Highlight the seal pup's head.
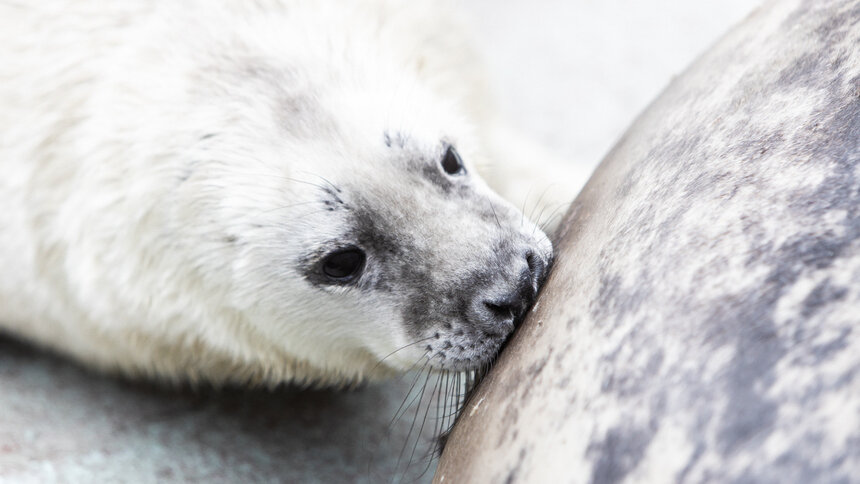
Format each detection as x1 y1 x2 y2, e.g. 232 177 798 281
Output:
292 134 553 376
179 70 552 384
150 4 553 385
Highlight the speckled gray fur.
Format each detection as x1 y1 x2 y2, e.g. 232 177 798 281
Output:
436 0 860 482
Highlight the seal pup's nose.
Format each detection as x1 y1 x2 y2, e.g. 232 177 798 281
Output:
473 250 548 336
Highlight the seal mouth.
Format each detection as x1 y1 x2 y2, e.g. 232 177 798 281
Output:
395 229 555 466
427 250 553 374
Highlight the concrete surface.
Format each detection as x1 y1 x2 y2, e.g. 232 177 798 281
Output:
0 1 760 482
0 337 444 483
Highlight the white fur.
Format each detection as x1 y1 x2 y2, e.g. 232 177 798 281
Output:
0 0 573 386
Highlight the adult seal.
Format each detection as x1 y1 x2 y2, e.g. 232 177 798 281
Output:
0 1 578 386
437 0 860 482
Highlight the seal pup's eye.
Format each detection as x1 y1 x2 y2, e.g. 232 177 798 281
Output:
321 247 366 282
441 146 465 175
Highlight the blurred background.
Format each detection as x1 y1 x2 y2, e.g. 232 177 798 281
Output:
464 0 762 174
0 1 761 482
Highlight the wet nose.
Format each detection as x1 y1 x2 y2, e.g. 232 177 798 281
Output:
474 250 548 335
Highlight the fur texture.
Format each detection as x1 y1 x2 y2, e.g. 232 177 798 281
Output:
0 1 579 386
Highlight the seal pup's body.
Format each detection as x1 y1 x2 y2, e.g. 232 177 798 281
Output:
0 1 572 386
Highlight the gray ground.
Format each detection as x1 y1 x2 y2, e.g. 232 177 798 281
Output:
0 1 760 483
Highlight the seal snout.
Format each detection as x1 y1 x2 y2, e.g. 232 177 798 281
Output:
473 249 548 336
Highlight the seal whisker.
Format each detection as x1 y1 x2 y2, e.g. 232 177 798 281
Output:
430 371 453 457
388 355 433 429
227 170 333 192
247 200 320 218
296 170 341 194
291 209 335 221
395 366 434 477
520 186 533 228
438 370 452 426
432 371 464 454
370 336 435 375
536 200 573 235
489 203 502 230
412 371 453 480
404 370 443 478
386 352 434 388
527 185 552 225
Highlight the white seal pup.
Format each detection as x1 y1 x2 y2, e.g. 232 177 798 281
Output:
0 1 564 386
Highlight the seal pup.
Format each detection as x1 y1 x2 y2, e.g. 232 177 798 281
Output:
0 1 562 386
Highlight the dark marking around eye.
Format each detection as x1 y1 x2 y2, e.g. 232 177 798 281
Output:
418 146 474 194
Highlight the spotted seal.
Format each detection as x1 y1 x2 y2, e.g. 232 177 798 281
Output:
437 0 860 481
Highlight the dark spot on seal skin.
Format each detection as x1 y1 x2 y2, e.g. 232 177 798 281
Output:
711 302 782 454
707 67 859 455
769 445 857 484
556 375 571 389
810 2 860 43
591 269 651 325
526 354 549 379
676 443 707 483
502 448 528 484
801 278 849 318
776 52 825 88
777 3 860 89
588 424 656 484
806 328 851 366
600 350 665 398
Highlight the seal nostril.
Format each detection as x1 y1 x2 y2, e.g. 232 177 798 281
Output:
526 250 538 273
484 301 515 321
481 300 518 336
524 249 546 288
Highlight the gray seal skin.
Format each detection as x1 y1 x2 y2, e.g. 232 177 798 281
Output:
435 0 860 482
